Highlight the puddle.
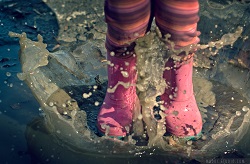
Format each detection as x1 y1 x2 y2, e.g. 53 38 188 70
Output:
0 44 40 164
2 0 250 163
6 28 250 163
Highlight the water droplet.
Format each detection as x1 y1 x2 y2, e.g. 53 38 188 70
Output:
165 67 171 70
172 110 179 116
138 114 143 120
6 72 11 77
169 95 173 99
48 102 54 109
125 126 130 133
236 111 241 116
186 140 192 145
83 92 92 98
134 33 139 37
94 101 100 106
67 100 71 105
201 135 207 140
121 71 129 78
242 106 249 112
110 51 115 56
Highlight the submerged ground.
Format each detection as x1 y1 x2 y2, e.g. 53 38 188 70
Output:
1 0 250 163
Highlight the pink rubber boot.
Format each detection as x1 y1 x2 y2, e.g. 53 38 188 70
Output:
97 52 140 137
161 57 202 138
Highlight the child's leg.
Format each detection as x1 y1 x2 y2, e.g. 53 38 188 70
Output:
105 0 151 56
155 0 200 49
97 0 151 137
155 0 202 138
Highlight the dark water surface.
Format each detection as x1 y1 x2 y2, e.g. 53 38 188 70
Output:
0 44 40 164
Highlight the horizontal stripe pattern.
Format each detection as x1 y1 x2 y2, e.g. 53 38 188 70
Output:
105 0 151 55
155 0 200 48
104 0 200 55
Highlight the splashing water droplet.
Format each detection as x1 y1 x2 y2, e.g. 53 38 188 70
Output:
138 114 143 120
186 140 192 145
236 111 241 116
6 72 11 77
110 51 115 56
48 102 54 107
125 126 130 133
83 92 92 98
169 95 173 99
9 83 13 87
242 106 249 112
121 71 129 78
94 101 100 106
201 135 207 140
